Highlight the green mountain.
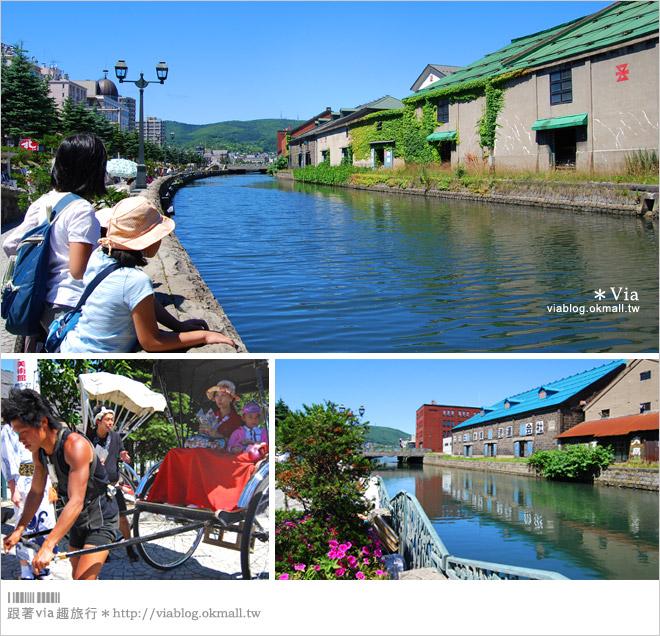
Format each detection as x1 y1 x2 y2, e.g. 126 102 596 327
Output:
366 426 412 447
165 118 302 153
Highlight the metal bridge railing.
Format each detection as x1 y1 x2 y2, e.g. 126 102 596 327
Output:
374 475 567 580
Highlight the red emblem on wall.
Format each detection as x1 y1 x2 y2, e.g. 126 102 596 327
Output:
616 64 630 82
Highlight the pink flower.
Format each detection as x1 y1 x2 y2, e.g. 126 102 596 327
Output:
328 540 339 548
362 546 370 556
347 556 357 567
314 565 321 572
374 549 382 558
376 569 387 576
336 567 347 577
363 558 370 565
278 574 289 580
294 563 306 571
356 571 366 580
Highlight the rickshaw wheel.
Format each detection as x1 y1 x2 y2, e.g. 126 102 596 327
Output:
132 473 205 570
240 486 269 580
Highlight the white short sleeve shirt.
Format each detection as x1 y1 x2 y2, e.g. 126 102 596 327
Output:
2 190 101 307
60 249 154 353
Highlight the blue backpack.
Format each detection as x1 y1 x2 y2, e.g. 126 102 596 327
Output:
1 193 81 335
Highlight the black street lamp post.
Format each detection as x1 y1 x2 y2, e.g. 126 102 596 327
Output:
114 59 168 190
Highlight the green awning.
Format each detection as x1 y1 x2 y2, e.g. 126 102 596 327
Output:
532 113 588 131
426 131 457 142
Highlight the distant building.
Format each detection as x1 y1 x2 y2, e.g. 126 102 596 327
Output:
48 75 88 110
145 117 166 146
1 369 14 398
557 359 659 462
410 64 462 92
290 97 404 169
453 361 626 458
119 96 136 132
416 401 480 452
76 75 127 129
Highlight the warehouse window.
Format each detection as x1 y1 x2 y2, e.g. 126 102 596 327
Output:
550 68 572 104
436 99 449 123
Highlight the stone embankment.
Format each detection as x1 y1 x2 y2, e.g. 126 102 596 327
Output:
423 455 659 491
275 171 659 217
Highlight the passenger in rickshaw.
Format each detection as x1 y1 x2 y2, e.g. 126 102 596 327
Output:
87 406 139 562
228 402 268 454
184 380 242 450
2 388 119 580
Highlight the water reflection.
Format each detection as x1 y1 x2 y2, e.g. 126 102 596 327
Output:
173 175 659 352
375 462 659 580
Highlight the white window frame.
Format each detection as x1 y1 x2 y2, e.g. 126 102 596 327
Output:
506 426 513 438
536 420 544 434
498 428 504 439
526 423 533 436
479 431 484 440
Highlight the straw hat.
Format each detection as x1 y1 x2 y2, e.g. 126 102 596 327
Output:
206 380 239 401
98 196 175 252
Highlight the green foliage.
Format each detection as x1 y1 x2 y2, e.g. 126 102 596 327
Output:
93 186 130 209
625 149 659 180
267 155 289 174
293 163 355 185
365 426 411 447
165 118 302 153
37 359 180 471
455 163 467 178
477 83 505 153
528 444 615 481
275 401 372 523
1 44 59 140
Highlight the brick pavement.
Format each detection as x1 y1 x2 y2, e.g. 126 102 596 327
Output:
1 519 246 580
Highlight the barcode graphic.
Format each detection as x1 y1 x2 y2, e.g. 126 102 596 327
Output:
9 592 60 603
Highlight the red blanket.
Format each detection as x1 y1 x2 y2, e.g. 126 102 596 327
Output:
146 448 256 512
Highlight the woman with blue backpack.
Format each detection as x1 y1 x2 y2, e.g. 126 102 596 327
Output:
2 133 107 351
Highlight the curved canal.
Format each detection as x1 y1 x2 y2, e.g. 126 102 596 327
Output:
375 462 659 580
172 174 659 352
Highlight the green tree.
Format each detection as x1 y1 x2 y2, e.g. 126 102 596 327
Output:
37 359 176 473
275 401 371 526
1 44 59 141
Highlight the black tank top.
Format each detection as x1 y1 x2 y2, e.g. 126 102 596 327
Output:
38 429 117 525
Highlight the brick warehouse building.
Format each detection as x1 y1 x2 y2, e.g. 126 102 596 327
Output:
452 361 626 458
416 401 480 451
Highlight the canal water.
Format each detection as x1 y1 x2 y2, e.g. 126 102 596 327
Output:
172 174 659 353
374 461 659 580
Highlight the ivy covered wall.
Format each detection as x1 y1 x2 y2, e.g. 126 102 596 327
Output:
347 70 525 166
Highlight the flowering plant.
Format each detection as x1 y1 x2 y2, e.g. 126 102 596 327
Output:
275 512 389 580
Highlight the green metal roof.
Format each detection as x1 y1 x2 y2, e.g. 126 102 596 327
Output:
531 113 588 130
410 2 659 100
426 131 457 141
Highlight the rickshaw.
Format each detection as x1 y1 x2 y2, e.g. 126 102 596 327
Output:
19 359 269 580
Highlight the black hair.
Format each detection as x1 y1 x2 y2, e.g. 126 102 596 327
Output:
2 388 62 431
51 132 108 199
101 246 147 268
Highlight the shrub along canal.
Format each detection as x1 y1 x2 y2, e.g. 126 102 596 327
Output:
375 461 659 580
172 174 658 353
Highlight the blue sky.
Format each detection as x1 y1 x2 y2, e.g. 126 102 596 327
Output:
275 357 623 435
1 1 612 125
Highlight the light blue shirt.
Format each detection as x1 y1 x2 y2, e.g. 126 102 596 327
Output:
60 249 153 353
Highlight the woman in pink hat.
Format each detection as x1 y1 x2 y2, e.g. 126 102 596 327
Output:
59 196 237 353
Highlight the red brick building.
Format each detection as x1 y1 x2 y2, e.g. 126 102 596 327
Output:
416 401 480 451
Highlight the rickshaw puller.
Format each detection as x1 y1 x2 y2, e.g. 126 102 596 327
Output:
2 388 119 580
